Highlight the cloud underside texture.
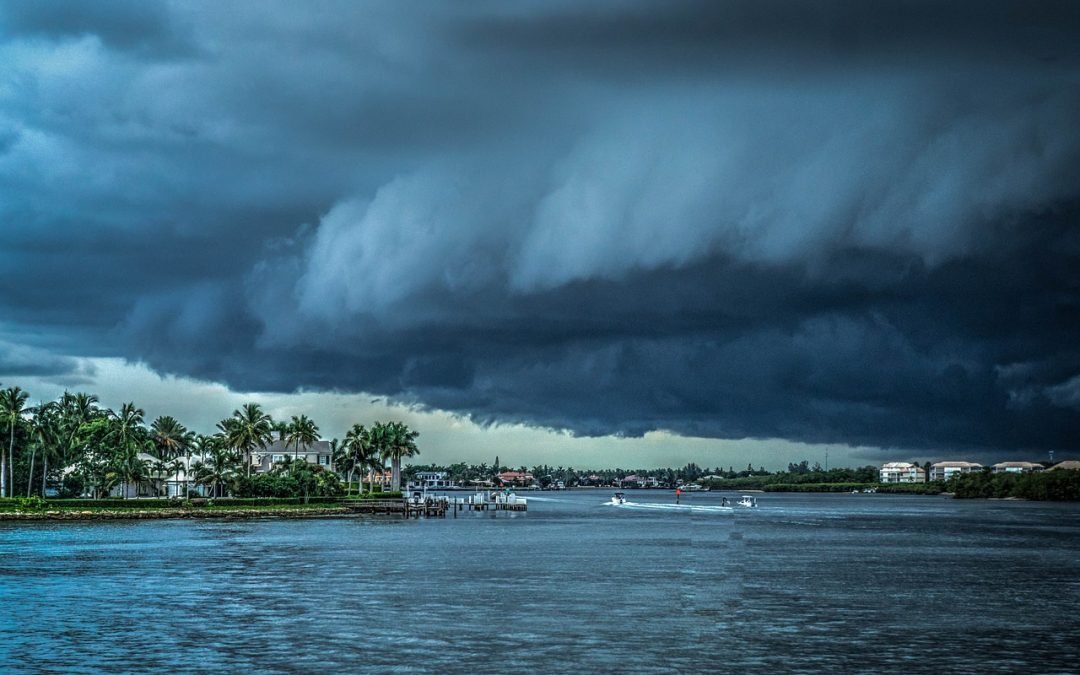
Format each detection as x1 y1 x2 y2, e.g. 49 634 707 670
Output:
2 1 1079 453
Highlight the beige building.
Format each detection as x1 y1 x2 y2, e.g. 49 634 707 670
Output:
879 462 927 483
1048 460 1080 471
928 461 983 481
991 461 1045 474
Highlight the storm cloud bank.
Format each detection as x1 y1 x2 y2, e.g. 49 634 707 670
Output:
2 1 1079 454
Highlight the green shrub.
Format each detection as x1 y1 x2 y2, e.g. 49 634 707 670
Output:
0 496 47 510
44 498 177 509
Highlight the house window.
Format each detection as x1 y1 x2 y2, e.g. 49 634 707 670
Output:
272 454 286 463
318 455 330 466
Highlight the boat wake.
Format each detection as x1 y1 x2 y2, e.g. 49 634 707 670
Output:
608 501 734 513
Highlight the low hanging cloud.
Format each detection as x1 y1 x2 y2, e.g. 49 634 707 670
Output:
1 1 1078 455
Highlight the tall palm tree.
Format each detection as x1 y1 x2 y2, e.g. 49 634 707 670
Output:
221 403 273 478
331 438 355 494
150 458 182 497
150 416 189 498
0 386 30 498
58 392 100 479
187 434 217 498
284 414 320 462
192 445 238 498
344 423 381 495
108 403 149 498
28 400 62 498
375 421 419 492
150 416 188 461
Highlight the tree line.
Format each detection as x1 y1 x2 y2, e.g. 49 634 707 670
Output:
0 385 418 500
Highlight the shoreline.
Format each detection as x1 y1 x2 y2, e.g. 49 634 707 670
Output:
0 507 355 521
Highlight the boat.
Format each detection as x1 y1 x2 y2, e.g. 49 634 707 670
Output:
736 495 757 508
611 492 626 505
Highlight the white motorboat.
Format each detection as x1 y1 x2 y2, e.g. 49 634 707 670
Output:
736 495 757 508
611 492 626 505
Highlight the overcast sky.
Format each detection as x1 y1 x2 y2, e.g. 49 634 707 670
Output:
1 1 1078 468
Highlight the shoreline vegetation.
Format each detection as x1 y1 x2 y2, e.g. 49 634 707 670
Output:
0 494 403 521
0 385 419 504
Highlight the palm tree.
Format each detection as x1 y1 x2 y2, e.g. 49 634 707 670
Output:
1 386 30 498
150 458 182 497
284 414 320 462
150 416 188 461
57 392 100 484
187 434 217 498
344 423 381 495
221 403 273 478
331 438 355 494
192 445 238 498
108 403 149 498
28 400 62 498
150 416 189 498
375 421 419 492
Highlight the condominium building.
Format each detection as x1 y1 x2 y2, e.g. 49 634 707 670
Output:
991 461 1045 474
879 462 927 483
928 461 983 481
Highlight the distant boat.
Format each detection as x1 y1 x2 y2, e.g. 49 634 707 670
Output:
611 492 626 505
680 483 709 492
737 495 758 508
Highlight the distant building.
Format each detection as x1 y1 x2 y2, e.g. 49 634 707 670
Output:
928 461 983 481
412 471 453 490
991 461 1045 474
497 471 534 486
1048 460 1080 471
879 462 927 483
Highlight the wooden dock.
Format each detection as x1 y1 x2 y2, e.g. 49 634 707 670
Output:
339 494 527 518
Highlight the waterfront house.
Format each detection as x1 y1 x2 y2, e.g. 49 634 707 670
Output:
928 461 983 481
252 439 335 473
991 461 1045 474
412 471 454 490
879 462 927 483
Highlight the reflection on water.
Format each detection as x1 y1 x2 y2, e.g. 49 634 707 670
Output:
2 492 1079 672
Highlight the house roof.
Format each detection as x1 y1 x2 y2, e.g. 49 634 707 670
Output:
1049 460 1080 471
261 439 332 454
992 461 1045 469
930 461 982 468
881 462 920 469
498 471 533 479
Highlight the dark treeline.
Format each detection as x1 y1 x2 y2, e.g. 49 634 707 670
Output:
404 461 878 488
0 385 418 501
406 462 1080 501
405 461 774 488
951 470 1080 500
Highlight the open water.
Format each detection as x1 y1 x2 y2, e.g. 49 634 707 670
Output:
2 491 1079 673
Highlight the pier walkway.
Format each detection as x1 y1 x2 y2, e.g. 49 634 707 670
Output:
339 493 528 518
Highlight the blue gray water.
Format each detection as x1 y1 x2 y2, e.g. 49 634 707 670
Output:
2 491 1079 673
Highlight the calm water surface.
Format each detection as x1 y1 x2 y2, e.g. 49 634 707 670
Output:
2 491 1079 673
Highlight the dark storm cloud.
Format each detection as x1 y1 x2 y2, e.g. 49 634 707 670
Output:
0 338 92 383
0 0 190 55
1 0 1079 456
